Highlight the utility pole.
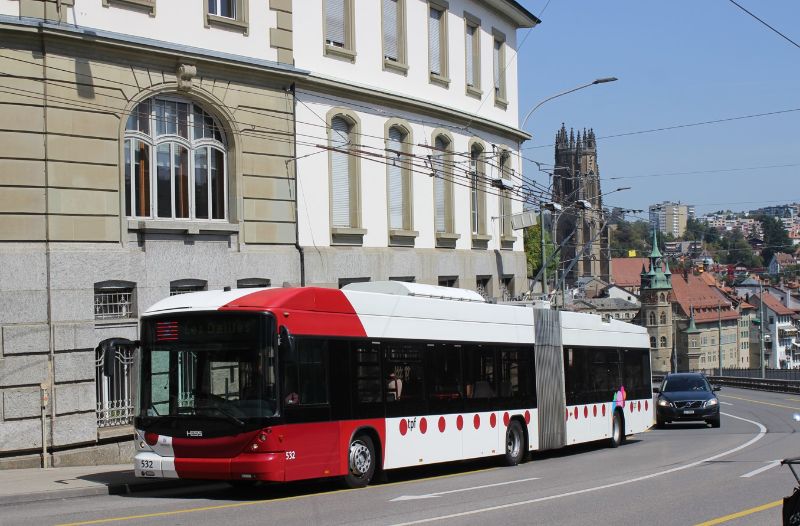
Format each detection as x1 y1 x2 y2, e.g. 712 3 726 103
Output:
540 207 547 297
759 280 765 378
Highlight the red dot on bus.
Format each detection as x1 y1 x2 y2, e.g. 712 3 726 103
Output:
629 402 634 412
573 407 579 420
420 417 428 434
474 414 481 429
583 406 588 418
645 400 649 411
565 409 569 420
490 413 497 428
593 405 597 417
438 416 446 433
637 401 641 412
504 412 510 426
399 419 407 436
524 410 531 424
602 405 606 416
456 415 464 430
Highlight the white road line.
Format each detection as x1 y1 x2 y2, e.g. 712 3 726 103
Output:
389 412 766 526
741 460 781 478
390 477 540 501
720 401 733 406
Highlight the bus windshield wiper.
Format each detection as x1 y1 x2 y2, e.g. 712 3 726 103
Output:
192 404 245 427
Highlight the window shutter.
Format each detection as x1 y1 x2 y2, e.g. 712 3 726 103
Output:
387 127 404 230
383 0 399 61
331 117 351 228
429 8 441 75
433 135 447 232
327 0 346 47
465 25 475 86
494 39 501 90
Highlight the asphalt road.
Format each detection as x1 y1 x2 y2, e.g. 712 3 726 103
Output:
3 387 799 526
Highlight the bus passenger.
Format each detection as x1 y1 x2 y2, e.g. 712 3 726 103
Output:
387 373 403 401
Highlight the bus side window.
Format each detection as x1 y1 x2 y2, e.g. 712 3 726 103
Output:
283 338 329 406
463 345 496 399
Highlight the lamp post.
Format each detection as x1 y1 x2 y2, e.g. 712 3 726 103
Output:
520 77 618 130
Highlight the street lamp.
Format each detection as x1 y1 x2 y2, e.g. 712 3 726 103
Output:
520 77 618 130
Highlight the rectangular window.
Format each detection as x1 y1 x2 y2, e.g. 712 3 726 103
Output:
428 2 449 85
325 0 355 60
464 14 481 96
382 0 407 72
492 29 507 107
205 0 249 33
96 342 136 427
438 276 458 287
283 339 329 406
94 283 136 320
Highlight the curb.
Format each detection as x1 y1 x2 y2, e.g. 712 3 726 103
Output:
0 478 218 506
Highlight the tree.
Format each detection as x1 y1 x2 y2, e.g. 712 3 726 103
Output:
523 224 557 281
610 219 650 256
716 230 762 268
758 215 793 263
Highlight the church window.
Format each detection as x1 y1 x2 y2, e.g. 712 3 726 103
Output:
660 312 667 324
660 336 667 348
650 336 656 348
648 312 656 326
659 293 666 303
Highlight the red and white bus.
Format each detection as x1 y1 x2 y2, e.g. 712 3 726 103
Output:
103 281 652 488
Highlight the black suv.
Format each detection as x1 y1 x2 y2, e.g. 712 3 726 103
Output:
654 373 721 428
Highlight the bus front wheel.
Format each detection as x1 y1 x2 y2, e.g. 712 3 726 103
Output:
504 420 525 466
344 434 376 488
609 411 625 448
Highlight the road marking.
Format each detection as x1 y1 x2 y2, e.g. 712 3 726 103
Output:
54 467 499 526
719 401 733 406
721 394 800 411
390 477 540 501
389 412 766 525
693 499 782 525
740 460 781 478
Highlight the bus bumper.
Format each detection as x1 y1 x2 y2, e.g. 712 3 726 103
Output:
134 451 285 481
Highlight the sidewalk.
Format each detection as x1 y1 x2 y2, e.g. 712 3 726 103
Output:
0 464 214 505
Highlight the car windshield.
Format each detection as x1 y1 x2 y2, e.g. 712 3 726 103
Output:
662 376 709 392
138 313 277 421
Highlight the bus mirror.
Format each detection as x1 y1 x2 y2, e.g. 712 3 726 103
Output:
97 338 137 377
279 326 295 355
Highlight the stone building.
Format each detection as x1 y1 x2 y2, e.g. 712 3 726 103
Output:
0 0 537 466
552 125 610 285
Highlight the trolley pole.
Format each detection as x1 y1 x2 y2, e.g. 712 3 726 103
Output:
540 207 548 297
759 280 765 378
717 301 722 377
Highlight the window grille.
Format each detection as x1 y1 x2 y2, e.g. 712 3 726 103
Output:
500 277 513 301
96 344 136 427
94 286 135 320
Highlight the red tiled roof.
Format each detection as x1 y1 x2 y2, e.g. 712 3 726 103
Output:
699 272 718 287
611 258 647 287
752 292 795 316
739 301 756 310
670 273 738 323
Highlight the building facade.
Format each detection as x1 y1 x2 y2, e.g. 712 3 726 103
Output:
552 126 610 284
639 232 673 374
649 201 694 239
0 0 536 466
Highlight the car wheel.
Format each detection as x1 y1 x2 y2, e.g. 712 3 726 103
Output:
708 417 721 428
504 420 525 466
609 411 624 448
344 434 376 488
655 417 666 429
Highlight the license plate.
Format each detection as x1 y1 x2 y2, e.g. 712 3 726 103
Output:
683 410 694 415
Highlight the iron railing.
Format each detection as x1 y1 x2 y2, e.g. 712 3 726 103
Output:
96 344 136 427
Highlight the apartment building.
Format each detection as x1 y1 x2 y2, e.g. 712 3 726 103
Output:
649 201 694 238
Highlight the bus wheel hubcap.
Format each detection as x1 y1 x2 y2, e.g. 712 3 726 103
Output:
349 441 371 476
507 430 520 456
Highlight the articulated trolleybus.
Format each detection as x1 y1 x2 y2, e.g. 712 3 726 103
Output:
101 281 652 488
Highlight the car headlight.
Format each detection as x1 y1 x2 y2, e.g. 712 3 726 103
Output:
704 398 719 408
657 398 671 407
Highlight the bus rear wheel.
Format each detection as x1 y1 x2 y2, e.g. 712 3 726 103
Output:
344 434 376 488
504 420 525 466
609 411 624 448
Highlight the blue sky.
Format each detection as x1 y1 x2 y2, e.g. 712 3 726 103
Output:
513 0 800 216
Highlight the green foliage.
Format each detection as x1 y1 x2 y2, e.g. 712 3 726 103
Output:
523 224 557 279
716 230 762 268
757 215 793 263
610 219 651 256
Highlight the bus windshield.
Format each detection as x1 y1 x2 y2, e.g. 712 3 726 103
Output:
138 313 276 426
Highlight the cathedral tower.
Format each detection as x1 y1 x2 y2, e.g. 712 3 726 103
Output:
640 229 673 374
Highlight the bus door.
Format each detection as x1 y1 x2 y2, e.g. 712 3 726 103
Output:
280 336 340 481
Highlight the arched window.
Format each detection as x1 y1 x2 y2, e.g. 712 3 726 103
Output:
660 312 667 324
659 293 666 303
330 114 360 229
469 143 486 236
432 134 453 234
386 124 412 231
124 96 227 220
648 312 656 326
660 336 667 348
650 336 656 348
